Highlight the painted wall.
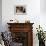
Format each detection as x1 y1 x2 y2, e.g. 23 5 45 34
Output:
2 0 46 46
2 0 40 30
40 0 46 13
0 0 2 32
40 0 46 31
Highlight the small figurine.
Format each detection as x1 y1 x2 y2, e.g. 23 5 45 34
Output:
25 20 30 23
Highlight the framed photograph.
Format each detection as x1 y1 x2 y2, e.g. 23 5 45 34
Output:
15 5 26 15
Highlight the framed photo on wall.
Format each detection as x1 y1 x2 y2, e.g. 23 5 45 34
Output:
14 5 26 15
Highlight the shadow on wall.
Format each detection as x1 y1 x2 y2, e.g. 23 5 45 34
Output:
0 0 2 32
40 0 46 14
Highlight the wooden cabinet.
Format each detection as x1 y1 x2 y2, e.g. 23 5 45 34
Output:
7 23 34 46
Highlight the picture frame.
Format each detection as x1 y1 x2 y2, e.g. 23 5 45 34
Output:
14 5 26 15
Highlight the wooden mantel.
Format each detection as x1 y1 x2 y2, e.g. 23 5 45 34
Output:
7 22 34 46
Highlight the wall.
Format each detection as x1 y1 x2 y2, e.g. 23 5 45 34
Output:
0 0 2 32
40 0 46 13
2 0 40 30
3 0 46 46
40 0 46 31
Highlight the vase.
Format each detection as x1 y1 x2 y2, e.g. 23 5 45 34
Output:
39 40 45 46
